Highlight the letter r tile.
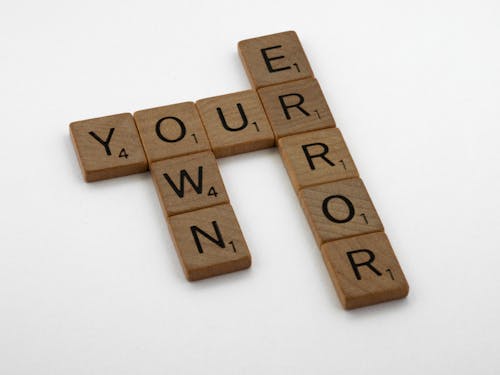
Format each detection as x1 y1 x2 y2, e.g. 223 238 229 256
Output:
238 31 314 88
321 232 409 309
168 204 251 281
69 113 148 182
150 151 229 217
278 128 359 193
258 78 335 140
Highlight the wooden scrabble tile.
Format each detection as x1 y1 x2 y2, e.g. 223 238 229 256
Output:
134 102 211 165
321 232 409 309
168 204 251 281
278 128 359 193
299 178 384 246
69 113 148 182
196 90 275 158
150 151 229 217
258 78 335 139
238 31 313 88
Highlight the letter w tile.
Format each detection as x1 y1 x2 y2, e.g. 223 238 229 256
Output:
163 166 203 198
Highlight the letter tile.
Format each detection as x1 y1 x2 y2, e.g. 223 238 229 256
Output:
70 113 148 182
134 102 211 165
150 151 229 216
258 78 335 140
196 90 274 158
278 128 358 193
168 204 251 281
299 178 384 246
238 31 313 88
321 232 409 309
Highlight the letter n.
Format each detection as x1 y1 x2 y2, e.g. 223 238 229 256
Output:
190 221 225 254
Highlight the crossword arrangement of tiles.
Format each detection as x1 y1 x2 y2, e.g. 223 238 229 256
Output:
70 31 409 309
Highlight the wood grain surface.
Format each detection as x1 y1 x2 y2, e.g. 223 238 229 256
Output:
258 78 335 139
134 102 211 165
70 113 148 182
299 178 384 246
150 151 229 217
278 128 358 193
238 30 313 88
321 232 409 309
196 90 274 157
167 204 251 281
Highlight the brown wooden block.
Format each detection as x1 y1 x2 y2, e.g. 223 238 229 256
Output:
196 90 275 158
278 128 359 193
168 204 251 281
258 78 335 140
150 151 229 217
299 178 384 246
69 113 148 182
321 232 409 309
238 31 313 88
134 102 211 165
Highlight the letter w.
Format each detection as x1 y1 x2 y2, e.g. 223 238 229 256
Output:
162 166 203 198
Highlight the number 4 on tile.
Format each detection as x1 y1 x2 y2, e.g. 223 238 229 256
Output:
119 148 128 158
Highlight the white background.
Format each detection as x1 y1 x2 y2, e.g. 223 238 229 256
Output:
1 0 499 374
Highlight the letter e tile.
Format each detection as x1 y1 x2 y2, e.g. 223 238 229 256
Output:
238 31 314 88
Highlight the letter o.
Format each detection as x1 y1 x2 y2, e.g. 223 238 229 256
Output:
322 195 355 224
155 116 186 143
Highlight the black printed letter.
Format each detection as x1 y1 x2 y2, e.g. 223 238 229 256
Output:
163 166 203 198
322 195 355 224
216 103 248 131
261 45 291 73
346 249 382 280
302 143 335 170
155 116 186 143
89 128 114 156
190 221 225 254
278 94 310 120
